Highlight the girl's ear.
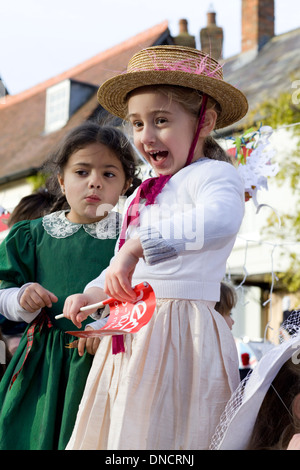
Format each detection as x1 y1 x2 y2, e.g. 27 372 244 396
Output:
122 178 133 195
199 109 218 137
57 174 65 194
292 393 300 420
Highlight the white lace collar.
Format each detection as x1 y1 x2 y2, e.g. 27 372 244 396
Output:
42 210 121 239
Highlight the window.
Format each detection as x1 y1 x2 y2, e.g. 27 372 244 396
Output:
44 80 71 134
44 79 97 134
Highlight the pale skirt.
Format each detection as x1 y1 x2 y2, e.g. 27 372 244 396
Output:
66 299 239 450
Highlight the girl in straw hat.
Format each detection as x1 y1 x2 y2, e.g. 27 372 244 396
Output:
63 45 248 450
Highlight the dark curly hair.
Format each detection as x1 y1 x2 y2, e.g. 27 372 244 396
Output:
43 121 141 212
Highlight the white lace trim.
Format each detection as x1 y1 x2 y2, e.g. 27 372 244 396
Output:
42 210 121 239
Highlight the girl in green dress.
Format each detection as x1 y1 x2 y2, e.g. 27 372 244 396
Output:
0 121 140 450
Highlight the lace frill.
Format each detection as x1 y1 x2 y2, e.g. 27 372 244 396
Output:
42 210 121 239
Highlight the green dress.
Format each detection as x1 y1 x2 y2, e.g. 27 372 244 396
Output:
0 210 119 450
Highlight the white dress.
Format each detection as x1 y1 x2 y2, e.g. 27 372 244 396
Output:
66 159 244 450
67 299 239 450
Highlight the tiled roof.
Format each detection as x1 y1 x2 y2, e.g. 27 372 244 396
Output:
2 21 299 182
220 27 300 134
0 21 170 183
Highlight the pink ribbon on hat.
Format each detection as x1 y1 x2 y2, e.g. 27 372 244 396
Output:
112 94 208 354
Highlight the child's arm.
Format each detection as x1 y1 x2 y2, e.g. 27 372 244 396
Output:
103 237 143 302
63 286 108 328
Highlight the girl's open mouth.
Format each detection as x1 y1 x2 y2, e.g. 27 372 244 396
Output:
149 150 168 162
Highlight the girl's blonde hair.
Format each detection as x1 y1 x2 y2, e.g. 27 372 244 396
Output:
127 85 232 164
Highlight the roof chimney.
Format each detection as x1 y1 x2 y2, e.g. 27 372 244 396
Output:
242 0 275 53
173 19 196 48
200 5 224 59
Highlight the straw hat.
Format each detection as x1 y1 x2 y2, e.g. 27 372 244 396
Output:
97 45 248 129
210 314 300 450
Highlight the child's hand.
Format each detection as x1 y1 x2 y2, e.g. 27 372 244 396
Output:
63 293 94 328
77 327 100 357
104 238 143 302
63 287 107 328
20 283 58 312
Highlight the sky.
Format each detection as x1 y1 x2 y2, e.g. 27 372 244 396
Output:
0 0 299 95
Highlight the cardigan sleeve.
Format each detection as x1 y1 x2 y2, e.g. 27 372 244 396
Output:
0 221 41 321
0 284 41 322
0 220 37 288
138 161 245 265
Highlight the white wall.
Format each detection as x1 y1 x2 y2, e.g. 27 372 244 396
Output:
231 285 262 339
228 127 300 275
0 179 32 213
223 126 300 339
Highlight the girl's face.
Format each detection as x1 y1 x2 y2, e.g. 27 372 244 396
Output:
128 89 201 176
58 142 130 224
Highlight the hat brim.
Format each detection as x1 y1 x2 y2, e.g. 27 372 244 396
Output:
215 332 300 449
97 70 248 129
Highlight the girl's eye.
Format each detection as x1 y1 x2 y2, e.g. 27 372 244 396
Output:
75 170 88 176
156 117 167 125
132 120 143 129
104 172 115 178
